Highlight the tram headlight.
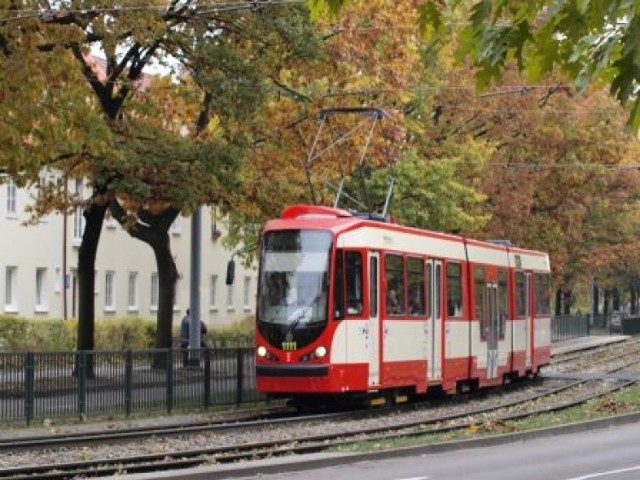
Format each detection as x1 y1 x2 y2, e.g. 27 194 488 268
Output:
256 345 268 358
314 345 327 359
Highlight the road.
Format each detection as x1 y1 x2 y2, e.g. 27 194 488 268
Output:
225 421 640 480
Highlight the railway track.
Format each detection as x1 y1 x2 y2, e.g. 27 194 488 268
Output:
1 337 637 480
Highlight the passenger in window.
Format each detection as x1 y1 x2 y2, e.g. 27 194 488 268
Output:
387 289 401 315
347 300 363 315
410 297 423 315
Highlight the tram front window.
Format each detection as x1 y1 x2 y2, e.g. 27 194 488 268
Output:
258 230 332 349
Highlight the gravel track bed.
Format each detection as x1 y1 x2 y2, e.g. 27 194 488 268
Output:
3 340 639 470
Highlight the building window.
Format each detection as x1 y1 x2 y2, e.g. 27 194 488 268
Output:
53 267 62 294
210 275 218 310
35 268 47 311
128 272 138 311
104 271 115 311
5 266 17 312
105 210 118 229
150 272 159 310
243 276 252 310
73 206 85 242
227 283 234 311
6 178 17 217
170 216 182 235
173 277 180 311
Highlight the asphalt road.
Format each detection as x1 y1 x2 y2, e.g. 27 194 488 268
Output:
180 420 640 480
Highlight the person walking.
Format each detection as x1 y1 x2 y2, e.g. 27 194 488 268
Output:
180 309 209 366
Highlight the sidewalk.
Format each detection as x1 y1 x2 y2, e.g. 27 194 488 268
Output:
551 335 629 356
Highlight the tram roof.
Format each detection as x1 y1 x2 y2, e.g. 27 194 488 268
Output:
267 205 549 268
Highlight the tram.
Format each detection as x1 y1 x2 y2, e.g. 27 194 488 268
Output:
254 204 551 405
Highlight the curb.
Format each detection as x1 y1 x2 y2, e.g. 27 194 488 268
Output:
113 411 640 480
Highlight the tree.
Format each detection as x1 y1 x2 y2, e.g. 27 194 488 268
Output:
0 1 325 362
422 0 640 131
224 0 492 254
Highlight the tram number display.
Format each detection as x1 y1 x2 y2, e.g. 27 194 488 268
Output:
282 341 297 351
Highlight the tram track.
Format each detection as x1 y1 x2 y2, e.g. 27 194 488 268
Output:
1 338 638 480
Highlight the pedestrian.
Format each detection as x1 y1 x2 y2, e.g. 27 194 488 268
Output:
180 309 191 366
180 309 209 366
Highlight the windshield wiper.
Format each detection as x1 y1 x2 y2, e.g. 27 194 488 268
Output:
285 308 308 335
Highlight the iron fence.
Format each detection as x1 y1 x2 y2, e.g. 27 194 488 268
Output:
551 314 591 342
0 317 629 424
0 347 263 424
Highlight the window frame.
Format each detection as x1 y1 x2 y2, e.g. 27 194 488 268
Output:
104 271 116 312
446 261 464 318
35 268 47 312
385 253 406 316
407 256 426 317
127 272 138 312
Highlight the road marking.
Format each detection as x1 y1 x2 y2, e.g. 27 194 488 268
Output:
394 477 431 480
561 465 640 480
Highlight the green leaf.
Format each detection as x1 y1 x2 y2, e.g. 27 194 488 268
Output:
470 0 493 28
576 0 591 15
418 2 443 43
627 98 640 133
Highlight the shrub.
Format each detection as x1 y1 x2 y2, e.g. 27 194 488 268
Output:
94 317 158 350
207 315 255 348
0 315 255 352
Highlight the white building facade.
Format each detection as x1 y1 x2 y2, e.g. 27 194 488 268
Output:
0 176 257 328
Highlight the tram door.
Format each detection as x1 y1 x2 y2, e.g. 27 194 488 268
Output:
428 260 443 380
368 252 381 386
486 283 499 379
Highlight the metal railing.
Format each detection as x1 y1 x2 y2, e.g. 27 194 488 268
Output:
0 348 264 424
0 317 630 424
551 314 591 343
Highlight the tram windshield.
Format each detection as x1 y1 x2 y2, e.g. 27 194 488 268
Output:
258 230 332 333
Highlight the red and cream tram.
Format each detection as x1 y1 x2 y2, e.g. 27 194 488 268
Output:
254 205 551 405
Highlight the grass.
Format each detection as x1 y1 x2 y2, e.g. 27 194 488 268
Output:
332 382 640 453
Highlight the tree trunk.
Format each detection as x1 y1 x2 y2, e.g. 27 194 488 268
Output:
76 199 108 377
562 289 571 315
554 288 562 316
152 233 178 349
109 199 180 368
613 288 621 311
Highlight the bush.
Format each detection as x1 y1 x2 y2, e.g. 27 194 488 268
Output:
207 316 255 348
0 315 255 352
94 317 157 350
0 316 76 352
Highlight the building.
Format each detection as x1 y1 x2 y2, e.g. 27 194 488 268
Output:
0 176 257 328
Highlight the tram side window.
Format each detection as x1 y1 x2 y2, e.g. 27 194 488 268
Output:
498 269 508 337
408 257 426 316
345 252 364 315
446 262 463 317
515 271 529 317
333 250 364 318
534 273 551 316
474 266 486 339
385 254 405 315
